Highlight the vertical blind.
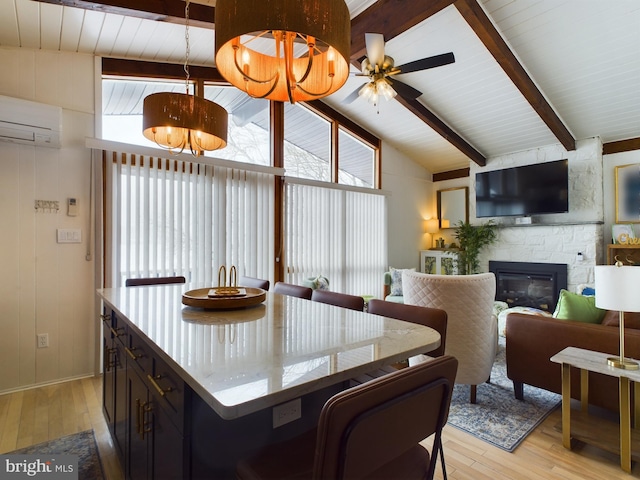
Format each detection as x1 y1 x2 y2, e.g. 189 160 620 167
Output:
104 150 275 287
284 178 388 297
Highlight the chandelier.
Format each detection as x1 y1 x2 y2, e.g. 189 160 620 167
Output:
143 0 227 156
214 0 351 104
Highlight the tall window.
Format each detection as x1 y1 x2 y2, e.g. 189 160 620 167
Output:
101 72 383 291
283 103 377 188
283 102 332 181
338 127 375 188
102 79 270 166
284 179 387 296
104 148 276 287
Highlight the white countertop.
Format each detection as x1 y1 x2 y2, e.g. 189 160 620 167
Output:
98 284 441 419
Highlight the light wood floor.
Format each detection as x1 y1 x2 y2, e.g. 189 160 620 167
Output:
0 376 638 479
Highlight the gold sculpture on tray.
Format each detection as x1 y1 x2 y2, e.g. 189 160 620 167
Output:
182 265 267 308
209 265 245 297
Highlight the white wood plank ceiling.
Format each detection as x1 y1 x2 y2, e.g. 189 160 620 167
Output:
0 0 638 174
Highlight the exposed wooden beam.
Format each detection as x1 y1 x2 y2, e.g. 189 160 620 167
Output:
433 168 470 182
34 0 215 29
350 0 486 166
395 95 486 167
454 0 575 152
603 137 640 155
350 0 455 61
102 58 225 82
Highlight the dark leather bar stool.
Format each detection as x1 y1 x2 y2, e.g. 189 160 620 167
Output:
311 289 365 311
236 356 458 480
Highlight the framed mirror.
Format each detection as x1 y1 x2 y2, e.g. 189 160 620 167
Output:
437 187 469 229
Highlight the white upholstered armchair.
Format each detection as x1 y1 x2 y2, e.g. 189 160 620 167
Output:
402 270 497 403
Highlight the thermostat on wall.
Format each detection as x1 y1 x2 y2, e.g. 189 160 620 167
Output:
68 198 78 216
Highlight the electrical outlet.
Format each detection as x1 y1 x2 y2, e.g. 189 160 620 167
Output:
37 333 49 348
272 398 301 428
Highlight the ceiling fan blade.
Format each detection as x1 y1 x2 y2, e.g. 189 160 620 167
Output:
390 78 423 100
342 85 364 105
396 52 455 74
365 33 385 67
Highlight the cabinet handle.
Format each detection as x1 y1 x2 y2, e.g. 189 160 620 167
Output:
100 313 111 322
142 402 152 439
110 326 125 338
147 374 173 397
104 348 117 371
136 399 152 440
125 346 143 361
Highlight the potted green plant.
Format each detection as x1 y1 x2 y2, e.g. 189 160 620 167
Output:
451 220 497 274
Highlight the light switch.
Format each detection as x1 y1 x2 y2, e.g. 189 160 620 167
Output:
57 229 82 243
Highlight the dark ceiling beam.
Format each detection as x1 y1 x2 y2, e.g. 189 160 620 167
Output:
433 168 470 182
396 95 486 166
33 0 215 29
454 0 576 151
350 0 455 61
102 58 225 82
350 0 487 166
603 137 640 155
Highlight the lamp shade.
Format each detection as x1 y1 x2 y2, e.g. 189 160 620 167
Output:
594 265 640 312
142 92 228 153
424 218 439 234
214 0 351 103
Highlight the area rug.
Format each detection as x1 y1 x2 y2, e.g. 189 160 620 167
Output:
6 430 105 479
446 337 561 452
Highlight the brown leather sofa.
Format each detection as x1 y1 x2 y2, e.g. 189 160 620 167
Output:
505 311 640 413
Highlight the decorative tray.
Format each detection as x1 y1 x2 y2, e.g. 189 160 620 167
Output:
182 287 266 310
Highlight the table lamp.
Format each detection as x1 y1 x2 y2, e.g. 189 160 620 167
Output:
594 261 640 370
424 218 439 248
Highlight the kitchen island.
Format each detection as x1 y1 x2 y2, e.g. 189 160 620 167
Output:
98 284 441 479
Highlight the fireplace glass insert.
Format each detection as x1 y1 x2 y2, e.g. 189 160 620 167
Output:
489 261 568 312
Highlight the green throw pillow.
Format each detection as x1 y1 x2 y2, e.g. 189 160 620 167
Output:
552 289 606 324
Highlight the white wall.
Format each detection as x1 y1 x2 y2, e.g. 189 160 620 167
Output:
0 47 96 393
381 142 434 271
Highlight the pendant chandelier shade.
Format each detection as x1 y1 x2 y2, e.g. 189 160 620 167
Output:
142 0 228 156
214 0 351 104
142 92 228 154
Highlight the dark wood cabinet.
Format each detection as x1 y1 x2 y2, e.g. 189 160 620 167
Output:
103 310 189 480
102 311 127 461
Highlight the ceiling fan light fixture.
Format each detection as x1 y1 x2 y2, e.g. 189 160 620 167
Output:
214 0 351 104
358 83 377 105
377 78 397 101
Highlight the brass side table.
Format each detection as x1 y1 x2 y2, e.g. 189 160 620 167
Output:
550 347 640 472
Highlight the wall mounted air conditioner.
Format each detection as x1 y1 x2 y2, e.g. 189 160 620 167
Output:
0 95 62 148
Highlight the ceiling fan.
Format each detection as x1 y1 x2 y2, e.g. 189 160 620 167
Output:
343 33 455 107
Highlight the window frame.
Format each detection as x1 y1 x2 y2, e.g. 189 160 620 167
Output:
101 58 382 189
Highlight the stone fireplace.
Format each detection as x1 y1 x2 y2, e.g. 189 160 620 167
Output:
489 261 568 312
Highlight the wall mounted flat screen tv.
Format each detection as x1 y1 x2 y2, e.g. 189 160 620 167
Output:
475 160 569 218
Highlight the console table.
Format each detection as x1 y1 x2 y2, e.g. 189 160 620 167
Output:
420 249 458 275
550 347 640 472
